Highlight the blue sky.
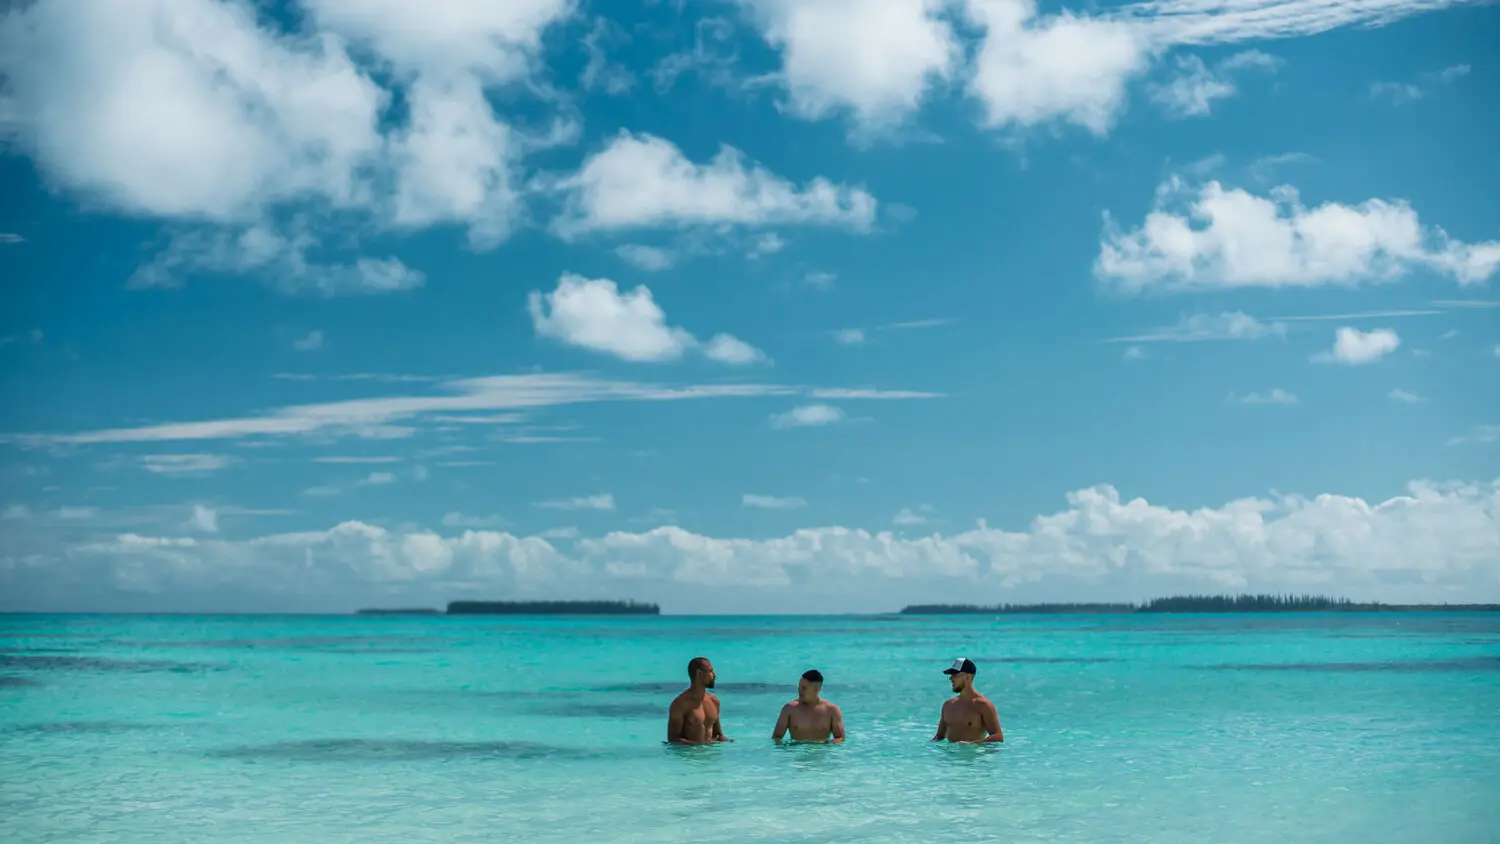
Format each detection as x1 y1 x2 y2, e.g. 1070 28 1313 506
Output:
1 0 1497 614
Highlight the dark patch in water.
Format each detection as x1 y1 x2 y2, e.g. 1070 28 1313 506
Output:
1204 656 1500 673
527 702 663 718
0 654 216 673
207 738 610 762
132 635 446 650
6 721 161 735
302 647 441 655
0 675 40 687
594 681 791 695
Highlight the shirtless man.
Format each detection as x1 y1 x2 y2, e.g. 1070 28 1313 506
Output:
931 658 1003 744
667 656 732 744
772 670 845 743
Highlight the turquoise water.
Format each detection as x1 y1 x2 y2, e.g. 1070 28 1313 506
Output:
2 613 1498 844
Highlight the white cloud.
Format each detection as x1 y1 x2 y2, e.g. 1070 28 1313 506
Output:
442 512 508 529
736 0 962 131
139 454 235 475
0 233 25 244
1388 389 1422 403
1230 389 1299 405
771 404 845 429
1371 62 1473 106
362 472 397 486
1123 345 1147 361
579 16 637 96
832 317 953 345
1448 425 1500 446
6 372 938 447
749 233 786 258
293 330 325 352
1109 311 1286 343
536 494 615 511
964 0 1154 136
703 333 770 365
528 273 768 365
552 132 878 237
188 505 219 534
1313 327 1401 365
803 271 838 290
835 329 867 345
1148 50 1280 118
0 329 44 346
11 479 1499 610
1098 178 1500 293
614 244 677 271
743 494 808 509
893 504 934 526
128 224 425 296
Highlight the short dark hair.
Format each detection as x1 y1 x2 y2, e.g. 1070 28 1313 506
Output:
801 669 824 684
688 656 711 679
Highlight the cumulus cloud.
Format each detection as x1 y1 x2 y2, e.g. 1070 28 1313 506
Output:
1313 327 1401 365
552 132 877 237
771 404 846 429
1097 178 1500 293
6 480 1497 611
528 274 768 365
736 0 962 131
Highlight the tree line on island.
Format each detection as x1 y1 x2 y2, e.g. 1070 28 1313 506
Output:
354 594 1499 615
900 594 1500 614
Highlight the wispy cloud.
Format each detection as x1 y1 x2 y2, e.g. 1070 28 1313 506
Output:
1229 389 1299 405
1388 389 1423 403
0 329 43 346
829 317 953 345
770 404 845 429
893 504 935 526
1370 63 1471 105
139 453 236 474
0 233 26 245
312 456 403 464
292 330 324 352
3 373 937 447
536 494 615 511
442 512 508 529
1108 312 1286 343
742 494 807 510
1448 424 1500 446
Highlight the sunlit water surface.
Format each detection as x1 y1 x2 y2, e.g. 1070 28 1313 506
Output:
3 613 1497 843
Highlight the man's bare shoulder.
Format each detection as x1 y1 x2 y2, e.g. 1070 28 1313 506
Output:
820 700 840 714
668 691 695 710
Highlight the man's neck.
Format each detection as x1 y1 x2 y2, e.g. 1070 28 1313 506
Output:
958 685 979 701
799 695 820 706
687 683 707 700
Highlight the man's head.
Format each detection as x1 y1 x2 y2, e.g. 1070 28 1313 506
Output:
688 656 715 689
798 669 823 702
943 657 976 692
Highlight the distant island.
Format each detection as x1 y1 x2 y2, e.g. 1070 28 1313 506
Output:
901 594 1500 614
445 600 660 616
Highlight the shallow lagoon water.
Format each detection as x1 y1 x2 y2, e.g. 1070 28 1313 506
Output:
2 613 1497 843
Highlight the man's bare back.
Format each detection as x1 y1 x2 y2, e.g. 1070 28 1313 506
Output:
773 670 845 743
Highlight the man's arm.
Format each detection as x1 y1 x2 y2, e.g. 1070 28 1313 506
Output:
772 704 791 741
666 699 693 744
931 702 949 741
709 694 732 742
829 704 845 743
963 699 1004 743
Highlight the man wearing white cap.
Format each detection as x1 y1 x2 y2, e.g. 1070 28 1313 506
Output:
931 658 1003 744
